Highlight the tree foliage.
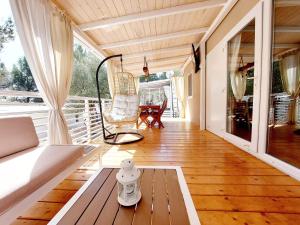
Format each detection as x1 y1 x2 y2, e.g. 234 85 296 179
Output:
0 18 15 87
11 57 37 91
70 44 110 98
0 17 15 53
0 62 10 87
271 61 284 93
139 71 168 83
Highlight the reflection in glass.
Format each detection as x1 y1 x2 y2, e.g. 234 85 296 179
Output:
226 20 255 142
267 5 300 168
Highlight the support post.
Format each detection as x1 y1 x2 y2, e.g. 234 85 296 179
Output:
85 99 91 141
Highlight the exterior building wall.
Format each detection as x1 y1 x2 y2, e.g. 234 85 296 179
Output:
183 60 200 125
207 0 259 53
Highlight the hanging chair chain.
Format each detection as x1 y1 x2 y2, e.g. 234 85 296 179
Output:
121 55 123 73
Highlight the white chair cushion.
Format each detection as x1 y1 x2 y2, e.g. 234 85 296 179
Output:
104 95 139 123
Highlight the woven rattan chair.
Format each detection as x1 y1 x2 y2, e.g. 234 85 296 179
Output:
96 54 143 145
104 72 140 126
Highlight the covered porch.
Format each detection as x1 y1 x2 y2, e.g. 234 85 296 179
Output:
1 0 300 224
12 119 300 225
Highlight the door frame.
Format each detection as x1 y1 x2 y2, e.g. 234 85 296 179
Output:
257 0 300 180
222 2 263 154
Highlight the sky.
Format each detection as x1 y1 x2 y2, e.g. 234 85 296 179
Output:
0 0 24 70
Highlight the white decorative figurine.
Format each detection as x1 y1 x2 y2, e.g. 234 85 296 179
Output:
116 159 141 206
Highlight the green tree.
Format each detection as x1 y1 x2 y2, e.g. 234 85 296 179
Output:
70 44 110 98
0 62 10 88
0 17 15 52
11 57 37 91
271 61 284 93
139 72 169 83
0 18 15 88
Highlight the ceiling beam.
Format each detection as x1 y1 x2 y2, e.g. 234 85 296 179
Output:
275 26 300 32
99 28 208 49
121 44 191 60
275 0 300 7
244 26 300 33
79 0 227 31
124 58 187 70
240 43 300 49
122 55 190 66
130 64 180 75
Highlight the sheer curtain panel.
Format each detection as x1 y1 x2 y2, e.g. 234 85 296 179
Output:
10 0 74 144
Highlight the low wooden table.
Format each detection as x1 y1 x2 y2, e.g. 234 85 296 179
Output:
49 166 199 225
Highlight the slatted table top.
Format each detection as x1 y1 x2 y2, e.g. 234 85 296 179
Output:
49 166 199 225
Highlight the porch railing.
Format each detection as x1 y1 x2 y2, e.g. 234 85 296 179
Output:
270 94 300 125
0 90 112 144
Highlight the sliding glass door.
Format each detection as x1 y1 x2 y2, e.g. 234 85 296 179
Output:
224 3 262 153
226 19 255 143
266 4 300 168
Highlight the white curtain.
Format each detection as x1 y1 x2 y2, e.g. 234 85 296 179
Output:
279 51 300 124
172 76 185 118
10 0 73 144
134 76 140 94
229 34 247 101
107 61 116 98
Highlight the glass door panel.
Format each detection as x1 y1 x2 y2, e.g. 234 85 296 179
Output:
267 5 300 168
226 19 255 142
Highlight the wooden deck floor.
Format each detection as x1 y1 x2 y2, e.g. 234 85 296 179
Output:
13 119 300 225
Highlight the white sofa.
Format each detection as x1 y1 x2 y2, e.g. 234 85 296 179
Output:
0 117 94 224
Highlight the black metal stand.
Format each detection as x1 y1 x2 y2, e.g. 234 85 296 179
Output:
95 54 144 145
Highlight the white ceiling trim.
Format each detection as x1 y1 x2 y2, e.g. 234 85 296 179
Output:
99 28 208 49
244 26 300 33
275 0 300 7
130 64 180 75
79 0 227 31
241 43 300 49
121 44 191 60
124 59 185 70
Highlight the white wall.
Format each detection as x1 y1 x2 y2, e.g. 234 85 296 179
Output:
183 60 200 125
206 42 227 137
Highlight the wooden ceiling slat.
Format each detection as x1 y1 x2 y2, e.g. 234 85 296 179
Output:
53 0 225 73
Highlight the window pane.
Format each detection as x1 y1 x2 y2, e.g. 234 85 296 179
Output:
226 19 255 142
267 5 300 168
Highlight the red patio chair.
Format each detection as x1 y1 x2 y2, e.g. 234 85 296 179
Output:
151 99 168 128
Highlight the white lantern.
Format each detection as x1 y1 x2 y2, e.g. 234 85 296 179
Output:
116 159 141 206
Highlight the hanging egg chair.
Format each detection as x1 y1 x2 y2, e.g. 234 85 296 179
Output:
96 54 143 145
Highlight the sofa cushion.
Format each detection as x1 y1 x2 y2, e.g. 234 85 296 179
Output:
104 95 139 123
0 117 39 158
0 145 84 215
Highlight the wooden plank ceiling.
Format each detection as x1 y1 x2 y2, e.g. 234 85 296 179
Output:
52 0 226 75
236 3 300 65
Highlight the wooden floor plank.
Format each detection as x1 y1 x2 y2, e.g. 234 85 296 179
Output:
11 219 49 225
19 202 64 221
183 167 285 176
188 184 300 197
195 196 300 213
199 211 300 225
40 189 76 203
12 119 300 225
185 175 300 185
